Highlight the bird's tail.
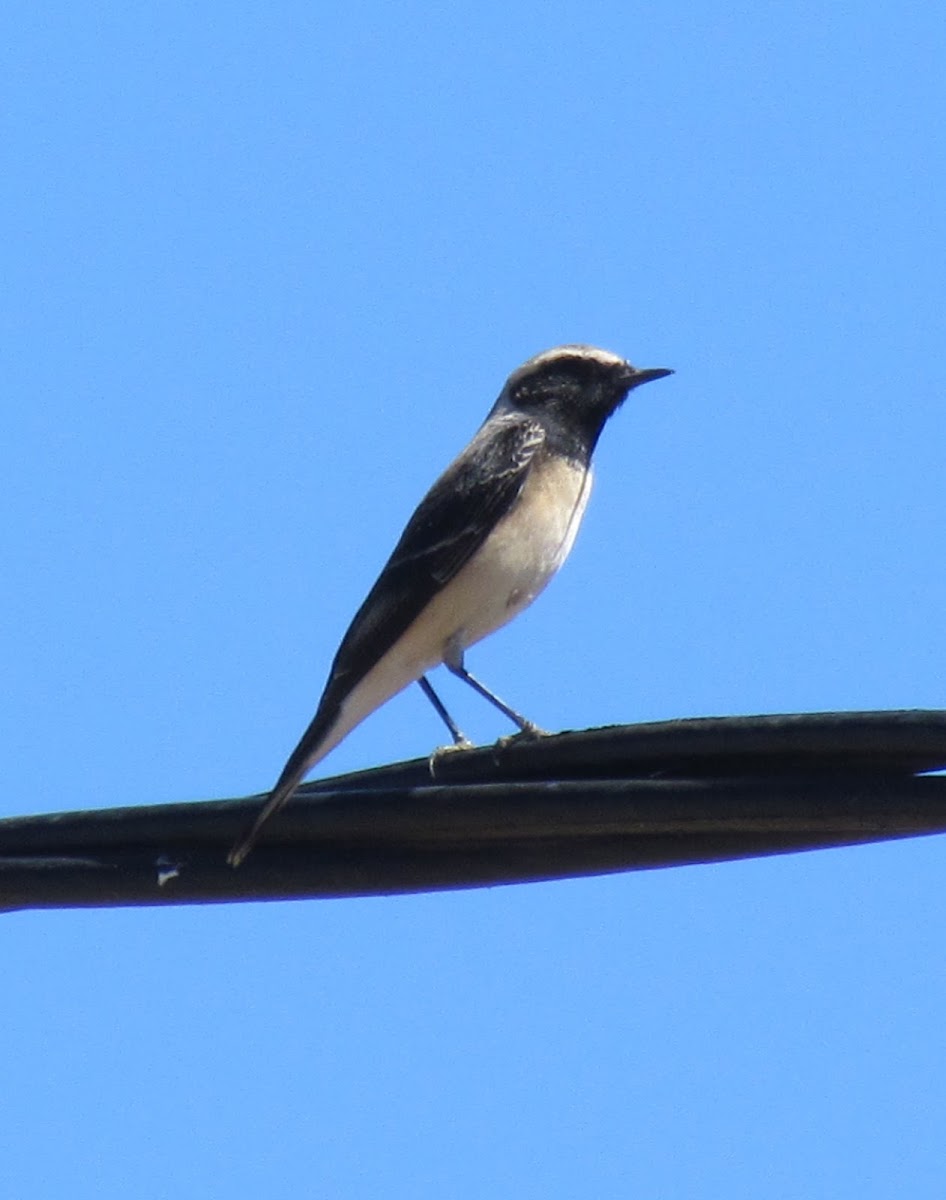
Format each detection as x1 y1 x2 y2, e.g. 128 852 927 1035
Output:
226 701 341 868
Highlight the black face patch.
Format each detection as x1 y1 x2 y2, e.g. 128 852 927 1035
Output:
507 355 632 459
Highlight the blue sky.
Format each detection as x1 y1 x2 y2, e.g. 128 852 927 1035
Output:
3 2 946 1196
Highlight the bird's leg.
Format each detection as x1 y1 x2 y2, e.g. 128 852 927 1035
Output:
443 648 546 737
417 675 472 747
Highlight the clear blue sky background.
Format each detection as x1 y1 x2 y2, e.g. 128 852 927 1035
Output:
4 3 946 1196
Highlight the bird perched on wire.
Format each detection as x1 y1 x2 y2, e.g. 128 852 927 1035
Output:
228 344 672 865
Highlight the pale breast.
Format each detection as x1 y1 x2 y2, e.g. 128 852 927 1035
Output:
334 456 593 737
431 454 593 652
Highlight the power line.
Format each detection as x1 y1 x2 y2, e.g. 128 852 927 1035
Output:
2 710 945 912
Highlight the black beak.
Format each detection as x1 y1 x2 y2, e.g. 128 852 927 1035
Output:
625 365 674 388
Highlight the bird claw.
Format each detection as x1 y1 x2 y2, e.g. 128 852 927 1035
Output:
428 738 475 777
495 724 549 750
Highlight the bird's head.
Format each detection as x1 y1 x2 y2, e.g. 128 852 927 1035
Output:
495 345 672 453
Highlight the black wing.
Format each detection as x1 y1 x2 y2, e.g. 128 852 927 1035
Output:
227 413 546 865
321 411 546 707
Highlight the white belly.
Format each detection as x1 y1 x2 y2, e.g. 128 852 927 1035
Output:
435 454 593 651
326 456 592 751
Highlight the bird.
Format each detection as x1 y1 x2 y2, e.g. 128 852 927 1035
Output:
227 344 672 866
